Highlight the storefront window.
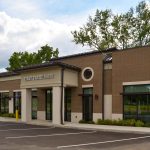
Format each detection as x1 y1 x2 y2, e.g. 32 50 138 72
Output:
124 84 150 93
123 85 150 123
0 92 9 114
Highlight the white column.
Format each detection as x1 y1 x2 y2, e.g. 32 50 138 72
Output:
21 89 32 122
104 95 112 119
52 86 64 125
9 98 14 113
37 111 46 120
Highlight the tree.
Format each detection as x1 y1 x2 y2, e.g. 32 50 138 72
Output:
7 44 59 71
134 1 150 46
72 1 150 51
72 9 115 50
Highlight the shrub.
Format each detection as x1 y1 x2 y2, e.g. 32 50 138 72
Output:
96 118 146 127
79 120 95 124
0 113 16 118
135 120 144 127
79 120 86 123
96 119 105 125
144 122 150 127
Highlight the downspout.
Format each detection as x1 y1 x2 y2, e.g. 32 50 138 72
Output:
102 57 105 120
60 67 65 125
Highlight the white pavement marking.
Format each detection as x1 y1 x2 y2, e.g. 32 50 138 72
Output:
0 127 55 132
57 135 150 149
0 124 23 127
5 131 96 139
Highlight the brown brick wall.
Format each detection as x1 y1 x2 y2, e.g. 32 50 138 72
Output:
112 46 150 114
0 79 21 91
59 53 103 113
37 89 46 111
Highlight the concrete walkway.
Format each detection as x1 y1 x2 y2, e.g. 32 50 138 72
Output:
0 117 149 134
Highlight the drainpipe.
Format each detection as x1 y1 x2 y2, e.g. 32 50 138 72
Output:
60 67 65 125
102 58 105 120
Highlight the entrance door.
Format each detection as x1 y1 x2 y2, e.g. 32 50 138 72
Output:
64 88 71 122
32 90 38 119
13 92 21 115
82 88 93 121
46 89 52 120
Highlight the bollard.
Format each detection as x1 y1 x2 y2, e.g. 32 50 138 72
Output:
16 110 19 121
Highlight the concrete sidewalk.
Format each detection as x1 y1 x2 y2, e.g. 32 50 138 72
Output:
0 117 149 134
28 120 150 134
64 123 150 134
22 120 150 134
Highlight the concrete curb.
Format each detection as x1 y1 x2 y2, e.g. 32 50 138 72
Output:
63 124 150 134
0 118 149 134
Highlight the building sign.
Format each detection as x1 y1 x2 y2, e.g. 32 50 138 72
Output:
24 74 54 81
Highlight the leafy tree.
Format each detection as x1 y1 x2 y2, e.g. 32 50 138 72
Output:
72 1 150 51
7 44 59 71
134 1 150 46
72 9 115 50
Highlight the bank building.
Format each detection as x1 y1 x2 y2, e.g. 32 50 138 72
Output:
0 46 150 124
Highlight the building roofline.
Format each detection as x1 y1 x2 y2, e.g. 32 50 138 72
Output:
0 71 20 78
15 61 81 72
51 47 117 61
0 45 149 77
51 45 150 61
113 45 150 53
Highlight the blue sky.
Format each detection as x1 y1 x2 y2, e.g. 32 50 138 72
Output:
0 0 146 71
0 0 141 19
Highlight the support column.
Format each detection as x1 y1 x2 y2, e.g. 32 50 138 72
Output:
9 91 14 114
21 89 32 122
52 86 64 125
104 95 112 119
9 98 14 114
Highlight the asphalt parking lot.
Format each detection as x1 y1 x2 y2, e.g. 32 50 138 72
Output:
0 121 149 150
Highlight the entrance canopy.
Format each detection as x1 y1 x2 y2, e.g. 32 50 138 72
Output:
15 61 81 89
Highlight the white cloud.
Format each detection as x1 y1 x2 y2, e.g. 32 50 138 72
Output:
0 68 6 73
0 0 43 19
0 11 89 71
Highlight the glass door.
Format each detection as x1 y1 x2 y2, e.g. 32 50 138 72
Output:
82 88 93 121
32 90 38 119
14 92 21 116
64 88 71 122
46 89 52 120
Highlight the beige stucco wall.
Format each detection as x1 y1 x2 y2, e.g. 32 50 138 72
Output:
64 69 78 87
21 67 61 88
21 67 79 89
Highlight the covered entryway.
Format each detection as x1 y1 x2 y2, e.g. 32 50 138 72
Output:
16 62 80 125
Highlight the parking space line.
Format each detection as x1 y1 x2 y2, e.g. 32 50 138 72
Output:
57 135 150 149
0 127 55 132
5 131 96 139
0 124 23 127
